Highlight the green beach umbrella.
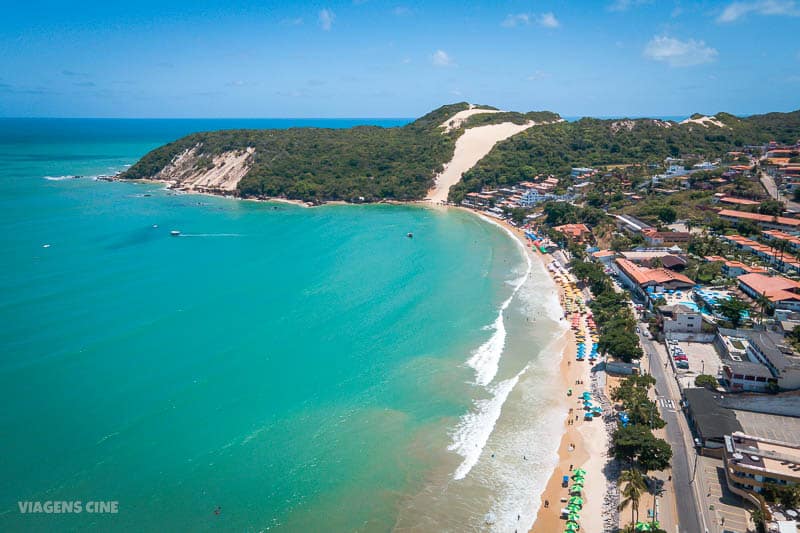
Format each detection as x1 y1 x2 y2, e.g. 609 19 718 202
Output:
634 522 651 531
565 520 580 530
566 504 581 513
571 473 585 481
568 496 584 506
567 511 581 521
571 476 585 484
573 467 587 476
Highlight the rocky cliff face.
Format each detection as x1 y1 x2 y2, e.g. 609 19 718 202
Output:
152 145 255 193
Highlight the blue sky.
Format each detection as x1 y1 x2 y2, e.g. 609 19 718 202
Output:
1 0 798 118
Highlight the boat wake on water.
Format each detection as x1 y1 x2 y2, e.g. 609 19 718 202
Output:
175 233 243 238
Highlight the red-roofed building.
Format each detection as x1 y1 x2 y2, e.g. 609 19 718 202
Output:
554 223 591 242
719 196 760 207
737 273 800 311
641 228 692 246
614 258 695 300
721 234 800 274
591 249 616 265
718 209 800 232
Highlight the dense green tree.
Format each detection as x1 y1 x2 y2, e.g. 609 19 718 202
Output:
695 374 719 390
657 206 677 224
759 200 785 216
716 296 750 328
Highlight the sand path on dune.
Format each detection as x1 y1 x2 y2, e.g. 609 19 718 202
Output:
427 120 535 203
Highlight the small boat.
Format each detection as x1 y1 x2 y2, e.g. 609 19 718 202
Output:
170 230 181 236
407 232 413 238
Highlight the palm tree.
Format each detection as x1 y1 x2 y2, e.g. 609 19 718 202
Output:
649 482 665 529
619 468 646 525
748 505 768 533
756 291 772 325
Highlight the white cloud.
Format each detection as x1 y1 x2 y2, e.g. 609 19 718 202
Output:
431 49 454 67
527 70 551 81
401 57 412 64
608 0 652 11
539 12 560 28
319 8 335 30
502 13 531 27
643 35 718 67
502 12 559 28
717 0 800 22
392 6 411 16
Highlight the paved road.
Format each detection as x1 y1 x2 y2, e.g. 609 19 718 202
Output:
759 169 800 212
637 328 707 533
760 170 779 200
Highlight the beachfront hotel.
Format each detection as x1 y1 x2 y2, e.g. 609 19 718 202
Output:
723 432 800 506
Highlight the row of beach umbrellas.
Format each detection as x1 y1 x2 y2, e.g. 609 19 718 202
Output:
562 469 588 532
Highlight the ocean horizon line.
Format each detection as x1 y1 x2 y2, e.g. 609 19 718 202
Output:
0 112 768 121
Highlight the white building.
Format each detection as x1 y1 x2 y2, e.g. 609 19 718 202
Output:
660 304 703 334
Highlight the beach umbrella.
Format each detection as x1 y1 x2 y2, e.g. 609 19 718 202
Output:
566 503 581 513
571 473 585 481
568 496 583 506
567 511 581 521
573 468 587 476
634 522 651 531
565 520 580 530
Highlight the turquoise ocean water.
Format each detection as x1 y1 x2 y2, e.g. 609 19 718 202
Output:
0 118 567 532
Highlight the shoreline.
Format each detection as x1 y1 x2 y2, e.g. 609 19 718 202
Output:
103 176 608 530
465 207 609 533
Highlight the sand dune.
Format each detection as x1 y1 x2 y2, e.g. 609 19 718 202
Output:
439 105 502 133
427 120 536 203
680 115 727 128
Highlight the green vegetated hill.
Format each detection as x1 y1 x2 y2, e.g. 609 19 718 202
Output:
462 110 562 128
122 102 530 202
450 110 800 202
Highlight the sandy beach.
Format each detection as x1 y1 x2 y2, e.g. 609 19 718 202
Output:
529 257 609 533
480 214 610 533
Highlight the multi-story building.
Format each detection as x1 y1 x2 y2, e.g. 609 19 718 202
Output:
718 209 800 232
659 303 703 334
722 432 800 506
737 273 800 312
746 331 800 390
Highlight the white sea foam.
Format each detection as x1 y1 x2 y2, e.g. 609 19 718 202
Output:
43 175 78 181
466 289 516 387
450 211 568 501
465 215 532 387
484 331 569 532
448 369 524 481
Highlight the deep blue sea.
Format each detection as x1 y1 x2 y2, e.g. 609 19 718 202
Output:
0 118 566 532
